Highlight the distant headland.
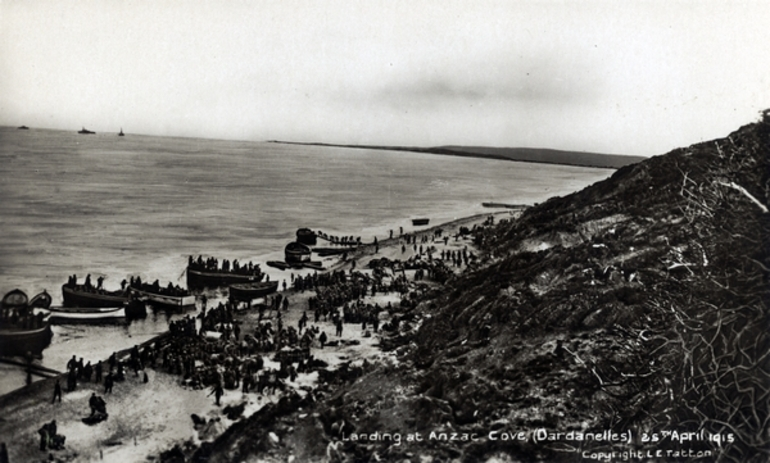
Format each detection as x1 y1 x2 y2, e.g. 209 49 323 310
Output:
269 141 647 169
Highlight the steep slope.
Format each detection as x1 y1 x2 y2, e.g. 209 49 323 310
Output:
198 113 768 463
402 113 770 461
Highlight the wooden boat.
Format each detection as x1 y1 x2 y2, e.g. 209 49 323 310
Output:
47 306 126 324
78 127 95 134
296 228 317 245
412 218 430 226
228 281 279 302
29 290 52 309
266 261 290 271
0 323 53 356
312 247 348 257
285 242 311 264
0 289 53 356
186 267 264 289
62 284 129 308
303 261 325 271
129 285 196 311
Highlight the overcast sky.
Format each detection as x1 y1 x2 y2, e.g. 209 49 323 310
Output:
1 0 768 157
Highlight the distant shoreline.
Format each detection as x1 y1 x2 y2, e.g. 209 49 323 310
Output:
269 140 646 170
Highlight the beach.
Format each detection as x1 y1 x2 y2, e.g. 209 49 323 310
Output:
0 211 505 463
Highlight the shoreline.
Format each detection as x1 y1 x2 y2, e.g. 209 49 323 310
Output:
0 211 503 462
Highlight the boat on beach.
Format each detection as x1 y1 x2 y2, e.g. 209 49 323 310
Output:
186 267 265 289
0 289 53 356
266 261 290 271
62 284 129 308
303 261 325 271
285 242 311 264
129 285 196 311
296 228 317 245
412 218 430 226
46 306 126 324
228 280 279 302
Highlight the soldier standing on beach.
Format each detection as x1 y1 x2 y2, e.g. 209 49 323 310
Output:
51 380 62 404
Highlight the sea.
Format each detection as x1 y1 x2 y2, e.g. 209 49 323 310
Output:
0 126 614 394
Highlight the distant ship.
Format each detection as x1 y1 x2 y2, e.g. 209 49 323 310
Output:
17 125 29 130
78 127 95 135
118 128 124 136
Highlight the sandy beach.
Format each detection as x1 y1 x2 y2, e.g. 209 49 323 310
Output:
0 211 510 463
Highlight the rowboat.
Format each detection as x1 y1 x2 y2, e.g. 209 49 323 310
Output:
303 261 325 271
228 281 279 302
62 284 129 308
412 218 430 226
285 242 311 264
266 261 290 271
47 306 126 324
186 267 264 289
296 228 317 245
0 324 53 356
129 285 196 311
0 289 53 356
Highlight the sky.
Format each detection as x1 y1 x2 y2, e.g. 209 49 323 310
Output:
1 0 768 157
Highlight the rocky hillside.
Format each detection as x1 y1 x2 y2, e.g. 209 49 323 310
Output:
404 112 770 461
199 112 769 462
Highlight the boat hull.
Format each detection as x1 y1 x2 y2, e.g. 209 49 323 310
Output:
229 281 279 302
62 285 128 308
47 307 126 324
129 287 196 311
186 268 263 289
0 324 53 356
412 218 430 226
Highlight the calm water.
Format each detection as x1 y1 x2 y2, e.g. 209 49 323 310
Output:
0 127 613 392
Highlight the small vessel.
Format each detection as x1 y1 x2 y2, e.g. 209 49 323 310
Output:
303 261 325 271
296 228 317 245
17 125 29 130
118 128 125 136
47 306 126 324
129 284 196 311
228 281 279 302
62 284 129 308
266 261 290 271
78 127 96 135
285 242 312 264
412 218 430 226
0 289 53 356
186 267 264 290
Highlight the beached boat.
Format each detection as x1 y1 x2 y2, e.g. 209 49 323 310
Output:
0 289 53 356
62 284 129 308
129 285 196 311
78 127 95 134
186 267 264 289
303 261 325 271
29 290 52 309
47 306 126 324
412 218 430 226
285 242 311 264
312 247 348 257
296 228 317 245
228 281 279 302
266 261 290 271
